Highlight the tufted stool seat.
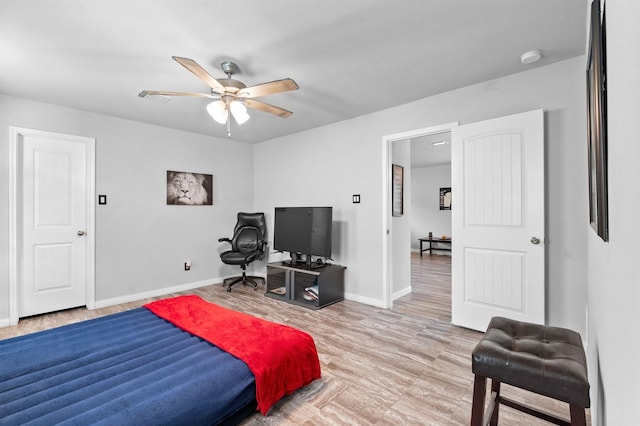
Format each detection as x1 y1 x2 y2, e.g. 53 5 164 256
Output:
470 316 590 425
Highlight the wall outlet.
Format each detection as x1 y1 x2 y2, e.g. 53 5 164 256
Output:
184 261 191 271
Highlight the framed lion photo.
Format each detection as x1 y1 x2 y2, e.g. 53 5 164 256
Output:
166 170 213 206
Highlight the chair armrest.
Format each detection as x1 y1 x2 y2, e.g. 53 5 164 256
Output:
257 239 268 260
218 237 231 243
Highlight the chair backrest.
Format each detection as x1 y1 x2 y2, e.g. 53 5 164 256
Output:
231 212 267 254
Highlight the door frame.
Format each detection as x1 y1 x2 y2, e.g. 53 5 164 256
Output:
381 122 458 309
8 127 96 325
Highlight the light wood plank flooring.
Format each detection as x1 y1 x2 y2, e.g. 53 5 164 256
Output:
0 253 588 425
393 252 452 323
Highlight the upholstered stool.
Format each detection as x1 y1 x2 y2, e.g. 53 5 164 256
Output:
470 316 590 426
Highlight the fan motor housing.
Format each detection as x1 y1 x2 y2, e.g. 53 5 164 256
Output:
217 78 246 94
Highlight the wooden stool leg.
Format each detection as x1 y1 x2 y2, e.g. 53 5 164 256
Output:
489 380 501 426
570 404 586 426
471 375 486 426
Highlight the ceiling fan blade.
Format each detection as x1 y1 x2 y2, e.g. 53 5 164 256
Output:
172 56 226 94
237 78 299 99
244 99 293 118
138 90 215 98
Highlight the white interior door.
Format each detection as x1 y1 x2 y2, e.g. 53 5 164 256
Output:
18 131 92 317
451 109 544 331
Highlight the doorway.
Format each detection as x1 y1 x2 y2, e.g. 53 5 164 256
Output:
9 127 96 325
383 110 545 331
382 122 458 310
405 132 453 321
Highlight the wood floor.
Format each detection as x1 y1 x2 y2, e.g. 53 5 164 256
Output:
0 253 589 425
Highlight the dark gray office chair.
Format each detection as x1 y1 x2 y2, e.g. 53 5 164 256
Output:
218 212 267 292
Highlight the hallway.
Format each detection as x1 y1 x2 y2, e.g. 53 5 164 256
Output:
392 252 451 322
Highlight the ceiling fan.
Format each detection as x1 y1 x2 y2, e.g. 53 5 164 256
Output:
138 56 299 138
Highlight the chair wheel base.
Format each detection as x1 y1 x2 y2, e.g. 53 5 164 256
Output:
223 274 264 292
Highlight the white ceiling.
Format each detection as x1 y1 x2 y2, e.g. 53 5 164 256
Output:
0 0 586 144
411 132 452 169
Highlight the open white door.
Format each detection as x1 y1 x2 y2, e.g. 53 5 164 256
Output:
451 109 544 331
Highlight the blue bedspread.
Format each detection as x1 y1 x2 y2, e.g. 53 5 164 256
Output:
0 308 256 425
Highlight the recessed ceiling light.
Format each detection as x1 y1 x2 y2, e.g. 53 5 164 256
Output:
520 49 542 65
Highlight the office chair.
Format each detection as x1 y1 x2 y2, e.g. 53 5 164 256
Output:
218 212 267 292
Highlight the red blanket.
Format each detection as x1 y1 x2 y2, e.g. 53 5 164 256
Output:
144 295 321 415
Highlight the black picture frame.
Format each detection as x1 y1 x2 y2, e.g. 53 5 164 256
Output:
166 170 214 205
586 0 608 241
392 164 404 216
439 187 451 210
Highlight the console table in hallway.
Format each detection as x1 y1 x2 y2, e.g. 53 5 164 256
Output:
419 237 452 256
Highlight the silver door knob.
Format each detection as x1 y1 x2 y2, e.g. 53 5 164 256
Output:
530 236 540 245
77 230 85 236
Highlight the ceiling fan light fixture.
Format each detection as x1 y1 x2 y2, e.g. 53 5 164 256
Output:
143 57 298 137
207 100 228 124
230 101 250 125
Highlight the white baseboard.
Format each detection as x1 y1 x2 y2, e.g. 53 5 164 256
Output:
1 275 269 327
344 292 386 308
344 286 411 309
392 286 412 300
93 278 224 309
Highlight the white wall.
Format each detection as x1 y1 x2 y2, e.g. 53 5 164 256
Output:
0 94 253 320
587 1 640 424
253 122 387 306
255 57 588 335
410 165 452 252
391 140 411 298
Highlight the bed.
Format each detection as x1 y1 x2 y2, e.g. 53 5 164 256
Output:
0 295 321 425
